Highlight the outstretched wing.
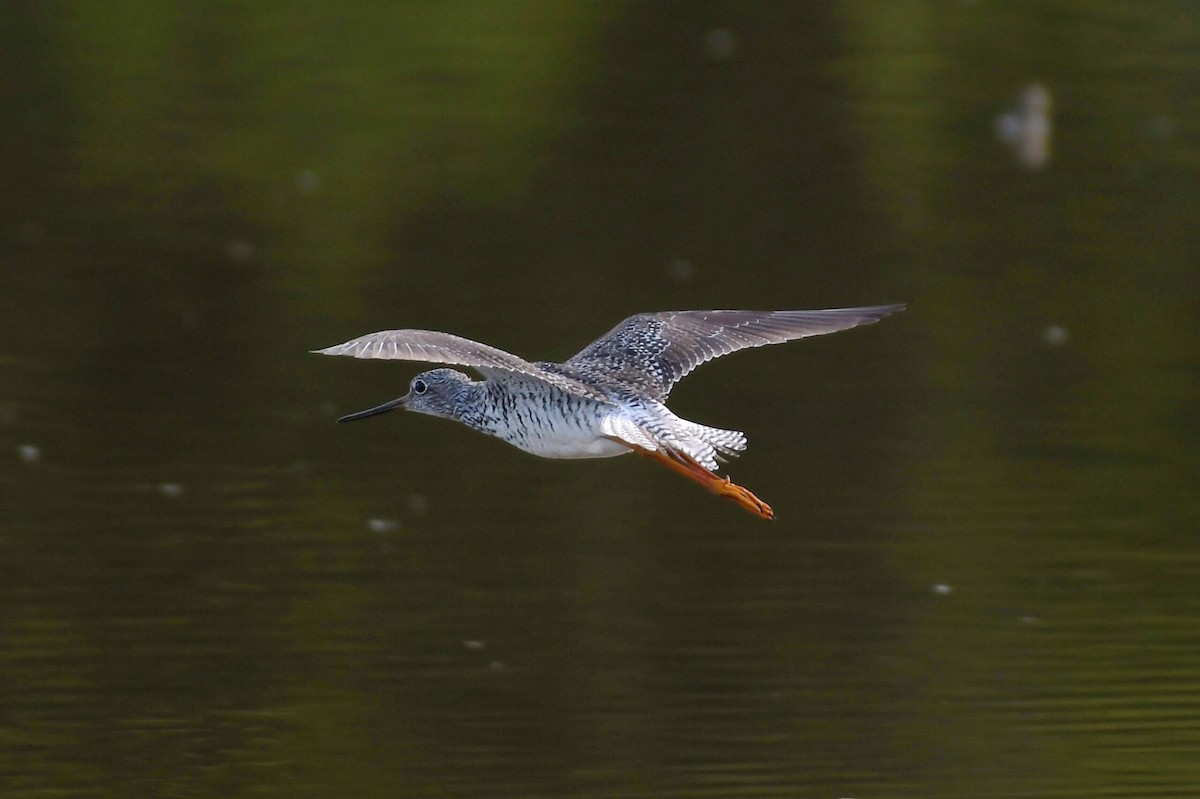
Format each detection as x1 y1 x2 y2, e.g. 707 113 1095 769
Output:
566 305 904 399
313 329 608 400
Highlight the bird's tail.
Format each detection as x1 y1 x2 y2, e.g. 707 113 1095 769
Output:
680 421 747 461
614 399 747 472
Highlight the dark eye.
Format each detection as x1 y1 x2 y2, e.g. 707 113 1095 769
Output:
412 379 428 395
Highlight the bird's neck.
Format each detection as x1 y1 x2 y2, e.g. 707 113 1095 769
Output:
453 381 498 435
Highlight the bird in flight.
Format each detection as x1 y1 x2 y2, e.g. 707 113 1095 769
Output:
315 305 903 520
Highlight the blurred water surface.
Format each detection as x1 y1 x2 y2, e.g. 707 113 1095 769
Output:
2 3 1198 797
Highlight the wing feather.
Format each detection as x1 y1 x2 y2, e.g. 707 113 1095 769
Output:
313 329 608 400
566 305 904 398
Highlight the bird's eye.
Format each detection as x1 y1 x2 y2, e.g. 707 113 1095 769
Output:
412 379 428 395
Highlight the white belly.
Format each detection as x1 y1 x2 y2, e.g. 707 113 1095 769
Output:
489 400 635 460
508 429 631 459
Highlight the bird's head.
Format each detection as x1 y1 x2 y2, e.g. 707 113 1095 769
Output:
337 368 475 423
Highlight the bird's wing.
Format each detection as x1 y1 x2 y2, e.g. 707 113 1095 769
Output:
313 329 609 400
565 305 905 399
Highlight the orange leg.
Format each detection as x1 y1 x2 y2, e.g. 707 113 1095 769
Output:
628 445 775 521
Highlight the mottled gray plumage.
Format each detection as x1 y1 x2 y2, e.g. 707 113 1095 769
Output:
314 305 904 503
311 328 609 400
565 307 904 400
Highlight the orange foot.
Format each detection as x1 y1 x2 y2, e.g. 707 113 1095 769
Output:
626 444 775 521
711 474 775 521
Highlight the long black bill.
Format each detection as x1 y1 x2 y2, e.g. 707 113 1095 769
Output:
337 396 406 423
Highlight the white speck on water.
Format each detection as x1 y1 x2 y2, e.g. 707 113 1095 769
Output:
463 640 485 650
158 482 185 498
488 660 506 672
226 240 257 263
1020 615 1038 625
1144 115 1176 142
407 494 429 516
932 583 953 596
294 169 321 195
996 83 1052 170
996 113 1022 141
667 258 696 282
18 444 41 463
1043 325 1068 346
704 28 739 61
367 518 399 534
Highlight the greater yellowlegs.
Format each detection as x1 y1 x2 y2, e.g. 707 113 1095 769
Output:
315 306 903 520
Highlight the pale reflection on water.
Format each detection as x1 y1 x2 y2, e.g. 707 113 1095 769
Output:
2 2 1199 797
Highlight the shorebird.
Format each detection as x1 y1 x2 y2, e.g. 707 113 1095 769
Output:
315 305 903 520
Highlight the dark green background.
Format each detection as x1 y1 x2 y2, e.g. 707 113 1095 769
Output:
2 3 1197 797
